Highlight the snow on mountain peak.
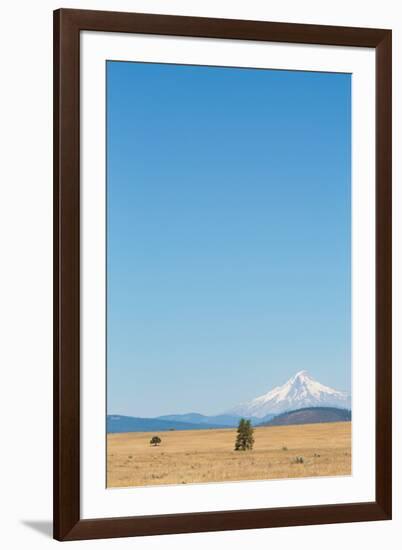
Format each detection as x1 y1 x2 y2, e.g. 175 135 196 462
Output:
225 371 351 419
295 370 308 377
291 370 310 382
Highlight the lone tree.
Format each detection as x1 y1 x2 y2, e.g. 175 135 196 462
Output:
150 435 162 446
234 418 254 451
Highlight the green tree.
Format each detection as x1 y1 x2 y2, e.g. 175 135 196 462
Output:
234 418 254 451
150 435 162 446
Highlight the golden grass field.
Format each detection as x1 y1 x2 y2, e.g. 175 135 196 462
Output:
107 421 351 488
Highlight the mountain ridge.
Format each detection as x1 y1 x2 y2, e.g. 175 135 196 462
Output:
225 371 350 418
108 371 351 433
156 412 268 427
259 406 351 427
107 406 351 433
107 415 230 433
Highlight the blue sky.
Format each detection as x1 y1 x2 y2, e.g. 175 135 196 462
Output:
107 61 351 418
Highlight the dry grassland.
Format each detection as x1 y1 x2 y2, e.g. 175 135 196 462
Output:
107 421 351 488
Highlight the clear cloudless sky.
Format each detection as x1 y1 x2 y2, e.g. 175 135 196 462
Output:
107 61 351 418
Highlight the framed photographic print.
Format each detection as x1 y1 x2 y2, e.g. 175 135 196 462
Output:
53 8 392 541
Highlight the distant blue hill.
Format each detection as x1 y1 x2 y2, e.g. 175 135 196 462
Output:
156 412 265 427
108 406 350 433
259 407 351 427
107 415 230 433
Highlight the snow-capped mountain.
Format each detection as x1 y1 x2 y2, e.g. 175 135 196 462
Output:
225 371 351 418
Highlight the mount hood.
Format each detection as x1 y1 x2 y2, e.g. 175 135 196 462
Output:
226 371 351 418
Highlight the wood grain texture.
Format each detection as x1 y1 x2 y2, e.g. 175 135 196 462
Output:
53 8 392 541
375 30 392 519
53 9 80 541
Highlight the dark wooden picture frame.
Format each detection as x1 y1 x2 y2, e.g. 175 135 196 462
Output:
54 8 392 541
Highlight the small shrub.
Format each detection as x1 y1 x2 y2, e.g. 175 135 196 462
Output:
282 446 288 451
313 453 320 458
150 435 162 446
295 456 304 464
